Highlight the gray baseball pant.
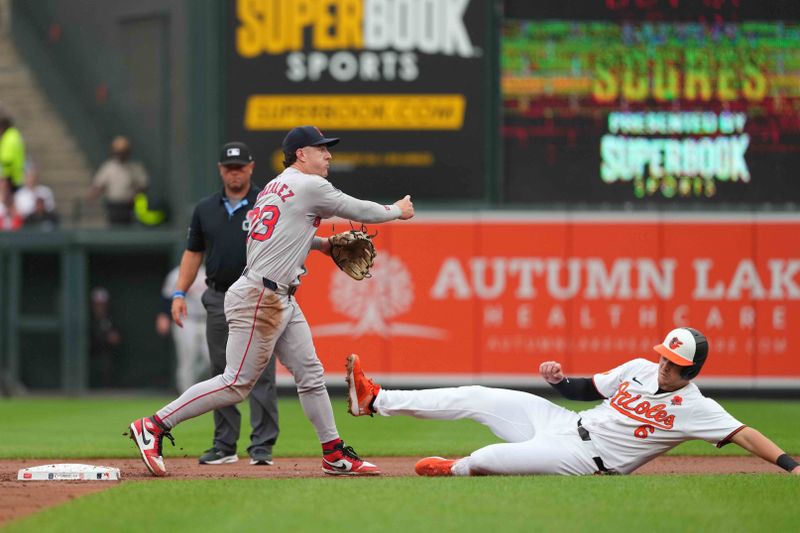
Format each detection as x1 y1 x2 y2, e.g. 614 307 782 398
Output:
202 288 279 455
157 277 338 444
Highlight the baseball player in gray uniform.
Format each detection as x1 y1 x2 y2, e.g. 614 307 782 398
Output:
129 125 414 476
347 327 800 476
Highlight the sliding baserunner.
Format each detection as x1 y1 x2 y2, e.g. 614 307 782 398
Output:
347 327 800 476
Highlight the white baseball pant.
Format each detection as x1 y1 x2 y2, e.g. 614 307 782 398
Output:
374 386 603 475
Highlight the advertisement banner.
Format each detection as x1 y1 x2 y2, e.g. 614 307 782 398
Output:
283 215 800 386
226 0 491 201
501 0 800 206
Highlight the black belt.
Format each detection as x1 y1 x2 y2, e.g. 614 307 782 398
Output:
263 277 297 296
242 267 298 296
577 419 610 474
206 280 230 292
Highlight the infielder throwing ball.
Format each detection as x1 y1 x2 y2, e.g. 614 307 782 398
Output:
347 327 800 476
129 125 414 476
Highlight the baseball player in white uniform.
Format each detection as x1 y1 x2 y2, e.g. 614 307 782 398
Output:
156 266 210 392
347 327 800 476
129 125 414 476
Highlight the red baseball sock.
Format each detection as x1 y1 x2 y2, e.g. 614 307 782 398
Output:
322 438 342 453
151 414 169 431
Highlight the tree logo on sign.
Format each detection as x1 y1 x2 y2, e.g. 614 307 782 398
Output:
312 252 448 340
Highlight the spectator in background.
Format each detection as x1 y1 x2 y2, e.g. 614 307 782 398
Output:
23 196 60 231
0 177 22 231
156 265 210 393
15 161 56 218
89 286 121 388
0 105 26 190
87 135 149 226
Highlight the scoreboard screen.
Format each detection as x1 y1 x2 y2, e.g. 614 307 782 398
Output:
501 0 800 207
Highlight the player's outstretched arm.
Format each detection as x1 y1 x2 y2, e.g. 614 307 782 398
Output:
315 179 412 224
539 361 604 401
730 427 800 474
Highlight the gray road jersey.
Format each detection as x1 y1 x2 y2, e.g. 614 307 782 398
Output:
245 167 401 285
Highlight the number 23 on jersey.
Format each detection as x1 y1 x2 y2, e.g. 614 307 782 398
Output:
247 206 281 241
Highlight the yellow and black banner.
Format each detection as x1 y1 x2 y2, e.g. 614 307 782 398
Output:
225 0 489 200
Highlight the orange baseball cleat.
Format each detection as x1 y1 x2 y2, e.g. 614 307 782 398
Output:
345 354 381 416
415 457 457 477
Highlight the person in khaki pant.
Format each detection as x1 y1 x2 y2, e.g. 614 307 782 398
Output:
87 136 148 226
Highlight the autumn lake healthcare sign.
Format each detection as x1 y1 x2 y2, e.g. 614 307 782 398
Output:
294 215 800 387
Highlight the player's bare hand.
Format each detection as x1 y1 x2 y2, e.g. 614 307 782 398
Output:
155 313 171 336
171 298 187 328
395 195 414 220
792 465 800 475
539 361 565 384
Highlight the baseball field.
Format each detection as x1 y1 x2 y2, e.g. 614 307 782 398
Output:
1 395 799 532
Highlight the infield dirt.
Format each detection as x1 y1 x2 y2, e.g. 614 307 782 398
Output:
0 456 789 525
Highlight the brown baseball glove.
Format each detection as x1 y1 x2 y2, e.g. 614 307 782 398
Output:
328 230 376 281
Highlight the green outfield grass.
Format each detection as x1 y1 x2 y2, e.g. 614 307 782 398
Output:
1 396 799 459
2 396 799 532
4 475 799 532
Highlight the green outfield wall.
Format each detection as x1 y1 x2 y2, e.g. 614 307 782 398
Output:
0 230 182 394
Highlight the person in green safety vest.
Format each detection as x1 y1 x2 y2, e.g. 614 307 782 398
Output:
134 192 167 226
0 106 26 190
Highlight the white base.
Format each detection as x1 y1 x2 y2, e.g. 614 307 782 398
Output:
18 463 121 481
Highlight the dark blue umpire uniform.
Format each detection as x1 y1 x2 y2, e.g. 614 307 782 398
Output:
184 142 279 465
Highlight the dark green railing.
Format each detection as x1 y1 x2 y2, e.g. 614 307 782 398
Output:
0 229 183 395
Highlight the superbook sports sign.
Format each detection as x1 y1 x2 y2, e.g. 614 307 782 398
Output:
226 0 489 202
236 0 479 82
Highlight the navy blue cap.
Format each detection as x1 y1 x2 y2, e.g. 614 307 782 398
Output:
282 126 340 156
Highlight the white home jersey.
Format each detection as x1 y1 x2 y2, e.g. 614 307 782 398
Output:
579 358 744 474
245 167 401 286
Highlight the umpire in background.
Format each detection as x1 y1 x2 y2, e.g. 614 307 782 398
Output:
170 141 279 466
